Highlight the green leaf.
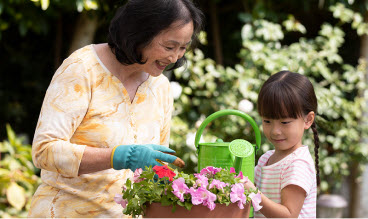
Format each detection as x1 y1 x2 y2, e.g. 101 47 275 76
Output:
6 182 26 210
0 168 10 176
184 201 193 210
6 124 16 148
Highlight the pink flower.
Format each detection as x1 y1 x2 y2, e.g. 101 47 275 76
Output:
230 167 236 173
249 192 263 211
194 173 209 188
230 168 245 179
114 194 128 208
172 178 189 202
189 187 217 210
236 171 244 179
200 166 222 176
209 179 229 192
132 168 143 183
230 183 247 209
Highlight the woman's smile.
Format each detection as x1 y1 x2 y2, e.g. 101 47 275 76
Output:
155 60 169 70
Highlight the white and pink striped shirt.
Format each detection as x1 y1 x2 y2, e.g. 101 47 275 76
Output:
254 145 317 218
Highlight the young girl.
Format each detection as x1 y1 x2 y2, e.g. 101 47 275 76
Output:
244 70 319 218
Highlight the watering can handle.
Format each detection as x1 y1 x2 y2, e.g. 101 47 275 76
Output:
194 109 261 152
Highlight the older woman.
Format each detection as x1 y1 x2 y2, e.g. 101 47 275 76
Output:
28 0 204 217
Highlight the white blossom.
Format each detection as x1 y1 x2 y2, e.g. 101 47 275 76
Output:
170 81 182 100
186 132 203 151
238 99 254 113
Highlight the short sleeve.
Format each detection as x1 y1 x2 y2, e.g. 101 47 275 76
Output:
281 159 315 196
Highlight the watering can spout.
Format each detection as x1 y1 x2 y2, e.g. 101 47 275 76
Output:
229 139 254 174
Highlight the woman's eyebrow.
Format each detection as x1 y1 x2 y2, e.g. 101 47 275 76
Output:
164 40 192 46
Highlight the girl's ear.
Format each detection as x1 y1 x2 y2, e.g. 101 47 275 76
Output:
304 111 315 129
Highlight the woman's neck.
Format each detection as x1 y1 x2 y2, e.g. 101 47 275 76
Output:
93 43 148 84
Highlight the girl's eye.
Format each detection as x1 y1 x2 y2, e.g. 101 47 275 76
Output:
281 121 291 124
263 120 270 124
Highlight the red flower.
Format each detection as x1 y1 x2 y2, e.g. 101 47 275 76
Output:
153 165 176 181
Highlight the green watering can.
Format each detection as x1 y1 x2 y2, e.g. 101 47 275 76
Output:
195 109 261 183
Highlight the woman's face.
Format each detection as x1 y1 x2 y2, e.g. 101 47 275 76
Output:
141 20 194 77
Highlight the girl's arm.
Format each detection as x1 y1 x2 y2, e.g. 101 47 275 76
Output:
258 185 306 218
245 181 306 218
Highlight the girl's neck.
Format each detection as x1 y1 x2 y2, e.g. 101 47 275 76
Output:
267 144 303 166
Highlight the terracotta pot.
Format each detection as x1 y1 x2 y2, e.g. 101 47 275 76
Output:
143 202 250 218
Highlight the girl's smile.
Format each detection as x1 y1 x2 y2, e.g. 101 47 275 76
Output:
262 112 314 158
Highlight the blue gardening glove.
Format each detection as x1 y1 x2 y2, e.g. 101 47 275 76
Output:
111 144 178 171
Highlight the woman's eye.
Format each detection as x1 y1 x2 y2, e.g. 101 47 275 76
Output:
165 47 174 51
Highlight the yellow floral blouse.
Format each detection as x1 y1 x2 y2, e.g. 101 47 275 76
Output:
28 45 173 218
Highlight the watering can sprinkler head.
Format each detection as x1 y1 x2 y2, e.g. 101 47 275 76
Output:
229 139 254 174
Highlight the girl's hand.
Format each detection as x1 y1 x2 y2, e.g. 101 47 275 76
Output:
243 179 257 191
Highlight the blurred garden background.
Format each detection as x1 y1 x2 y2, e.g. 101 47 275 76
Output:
1 0 368 217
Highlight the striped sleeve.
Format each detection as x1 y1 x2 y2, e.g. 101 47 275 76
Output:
281 159 315 196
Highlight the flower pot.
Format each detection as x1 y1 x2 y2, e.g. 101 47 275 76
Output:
144 202 250 218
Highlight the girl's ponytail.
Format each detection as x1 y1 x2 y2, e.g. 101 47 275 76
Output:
311 122 320 186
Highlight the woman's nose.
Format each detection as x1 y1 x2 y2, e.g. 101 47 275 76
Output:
168 50 185 63
168 54 178 63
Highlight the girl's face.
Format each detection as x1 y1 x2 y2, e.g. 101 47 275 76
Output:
262 112 314 153
140 20 194 77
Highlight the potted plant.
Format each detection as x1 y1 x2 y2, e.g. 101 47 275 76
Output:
114 165 262 218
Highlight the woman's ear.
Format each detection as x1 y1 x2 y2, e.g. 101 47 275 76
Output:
304 111 315 129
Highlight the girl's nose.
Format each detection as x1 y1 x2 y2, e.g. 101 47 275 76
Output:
271 124 282 135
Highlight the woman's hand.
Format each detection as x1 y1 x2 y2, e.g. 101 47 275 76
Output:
111 144 183 171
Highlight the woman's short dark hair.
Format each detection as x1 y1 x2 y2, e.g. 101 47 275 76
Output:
107 0 204 69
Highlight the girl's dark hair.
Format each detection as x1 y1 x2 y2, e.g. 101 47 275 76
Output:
257 70 320 185
107 0 204 69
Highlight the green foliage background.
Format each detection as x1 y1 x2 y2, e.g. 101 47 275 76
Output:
170 4 368 194
0 125 40 217
0 0 368 217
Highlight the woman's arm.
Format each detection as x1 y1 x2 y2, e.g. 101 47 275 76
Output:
78 147 113 175
32 58 91 178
